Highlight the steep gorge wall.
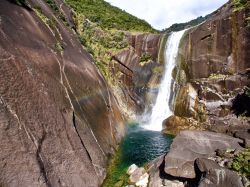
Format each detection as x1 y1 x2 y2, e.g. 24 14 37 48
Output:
110 33 162 114
166 0 250 135
0 0 126 186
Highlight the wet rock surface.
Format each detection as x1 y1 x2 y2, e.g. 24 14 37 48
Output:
110 33 162 112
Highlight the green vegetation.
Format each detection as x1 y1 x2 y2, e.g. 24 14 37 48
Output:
33 8 64 53
55 42 64 52
33 7 56 31
102 145 129 187
15 0 25 5
44 0 69 27
45 0 59 12
230 149 250 179
139 53 152 66
63 0 158 82
72 11 130 80
152 66 163 74
65 0 156 33
233 0 250 12
162 14 212 33
208 73 228 79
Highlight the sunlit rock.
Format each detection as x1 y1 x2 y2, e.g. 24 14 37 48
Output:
135 173 149 187
163 179 184 187
164 130 243 178
129 167 146 184
127 164 139 175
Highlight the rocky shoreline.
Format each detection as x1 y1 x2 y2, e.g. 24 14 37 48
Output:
126 130 249 187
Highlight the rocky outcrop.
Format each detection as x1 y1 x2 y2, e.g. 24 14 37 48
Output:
164 130 243 179
167 0 250 135
144 130 246 187
127 164 149 187
110 33 163 112
0 0 125 186
162 115 204 135
195 158 243 187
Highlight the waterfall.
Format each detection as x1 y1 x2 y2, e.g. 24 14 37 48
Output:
143 30 186 131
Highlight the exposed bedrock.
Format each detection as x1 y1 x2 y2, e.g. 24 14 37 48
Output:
164 130 243 179
164 0 250 135
0 0 125 186
146 131 245 187
110 33 163 113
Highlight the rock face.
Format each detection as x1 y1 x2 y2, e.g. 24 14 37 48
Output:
0 0 125 186
110 33 162 112
195 158 243 187
145 131 245 187
162 115 204 135
164 130 243 179
169 0 250 135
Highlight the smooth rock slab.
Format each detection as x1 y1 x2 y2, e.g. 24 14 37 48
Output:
164 130 243 178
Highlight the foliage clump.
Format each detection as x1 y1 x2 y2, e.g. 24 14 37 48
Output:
139 53 152 66
230 149 250 179
233 0 250 12
65 0 156 33
162 14 212 33
71 12 130 81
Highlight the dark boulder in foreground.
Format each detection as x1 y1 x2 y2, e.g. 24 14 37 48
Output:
164 130 243 179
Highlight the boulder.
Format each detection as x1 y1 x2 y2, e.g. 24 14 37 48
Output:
129 167 146 184
147 155 165 187
135 173 149 187
164 130 243 178
195 158 243 187
162 115 203 135
127 164 139 175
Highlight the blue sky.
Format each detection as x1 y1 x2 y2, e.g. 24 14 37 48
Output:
105 0 228 30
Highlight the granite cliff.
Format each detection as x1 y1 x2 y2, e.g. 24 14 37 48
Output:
164 0 250 137
0 0 127 186
147 1 250 186
0 0 162 186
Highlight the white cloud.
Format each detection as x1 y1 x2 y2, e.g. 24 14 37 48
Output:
104 0 228 30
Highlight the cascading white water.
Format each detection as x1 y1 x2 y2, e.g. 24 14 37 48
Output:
143 30 186 131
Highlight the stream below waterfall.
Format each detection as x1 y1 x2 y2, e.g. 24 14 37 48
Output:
102 30 185 187
102 124 173 187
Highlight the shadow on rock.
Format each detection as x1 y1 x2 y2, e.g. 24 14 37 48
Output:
158 155 199 187
232 88 250 117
